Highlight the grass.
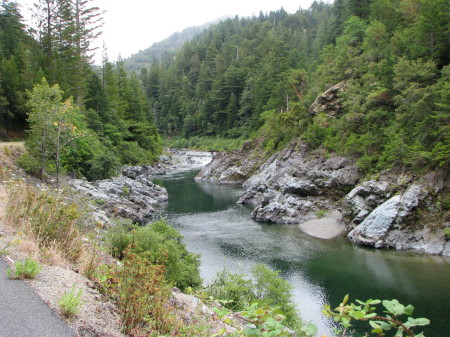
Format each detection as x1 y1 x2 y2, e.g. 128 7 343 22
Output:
5 180 83 263
6 258 42 279
58 287 84 318
315 209 327 218
444 227 450 239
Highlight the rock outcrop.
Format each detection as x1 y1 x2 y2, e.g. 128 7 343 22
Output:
197 139 449 255
196 139 267 184
195 82 449 255
346 183 450 255
213 140 362 224
70 166 168 225
69 149 213 225
308 81 347 116
240 142 360 224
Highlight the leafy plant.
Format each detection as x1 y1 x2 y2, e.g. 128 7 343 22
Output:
204 264 300 329
6 182 82 263
444 228 450 240
6 258 42 279
121 186 130 197
105 221 201 290
315 209 327 218
323 295 430 337
58 287 83 317
97 250 176 335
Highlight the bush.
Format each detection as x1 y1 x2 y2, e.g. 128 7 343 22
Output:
315 209 326 218
6 258 42 279
323 295 430 337
204 263 300 329
86 151 120 180
105 221 201 290
16 151 41 177
6 182 83 263
58 287 83 317
99 251 172 334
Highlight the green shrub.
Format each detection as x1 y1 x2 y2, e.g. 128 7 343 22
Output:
6 258 42 279
204 264 300 329
16 151 41 177
240 303 317 337
58 287 83 317
315 209 327 218
105 221 201 290
323 295 430 337
85 151 120 180
99 251 172 334
444 227 450 239
6 182 83 262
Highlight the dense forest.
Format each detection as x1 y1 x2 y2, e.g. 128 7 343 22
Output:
125 22 213 72
136 0 449 173
1 0 449 180
0 0 161 180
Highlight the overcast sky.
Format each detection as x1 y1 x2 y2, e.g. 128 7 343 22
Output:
19 0 323 64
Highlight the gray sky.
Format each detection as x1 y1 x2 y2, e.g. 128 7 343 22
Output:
19 0 323 64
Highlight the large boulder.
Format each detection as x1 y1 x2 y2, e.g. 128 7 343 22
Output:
343 180 392 225
347 184 429 248
308 81 347 116
237 140 360 224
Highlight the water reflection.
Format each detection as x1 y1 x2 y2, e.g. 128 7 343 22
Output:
153 169 450 336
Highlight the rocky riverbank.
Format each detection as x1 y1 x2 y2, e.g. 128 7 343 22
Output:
69 149 213 226
0 146 249 336
197 140 450 256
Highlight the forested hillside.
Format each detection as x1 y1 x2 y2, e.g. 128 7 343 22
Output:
125 22 213 72
0 0 161 180
140 0 449 173
1 0 449 179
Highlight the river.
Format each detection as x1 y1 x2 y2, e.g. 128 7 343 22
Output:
152 169 450 336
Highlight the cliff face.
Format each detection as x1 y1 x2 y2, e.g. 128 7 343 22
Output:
196 142 450 256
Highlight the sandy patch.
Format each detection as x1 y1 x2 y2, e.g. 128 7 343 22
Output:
299 217 346 239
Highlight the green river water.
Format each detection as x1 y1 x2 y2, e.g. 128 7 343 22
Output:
152 169 450 336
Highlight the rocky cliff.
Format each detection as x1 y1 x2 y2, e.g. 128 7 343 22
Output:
197 142 449 255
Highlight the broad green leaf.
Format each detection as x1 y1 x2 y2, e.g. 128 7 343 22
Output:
364 313 377 319
403 304 414 316
379 321 392 330
351 310 365 319
415 318 430 326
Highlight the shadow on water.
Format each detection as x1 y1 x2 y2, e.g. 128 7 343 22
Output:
152 169 450 336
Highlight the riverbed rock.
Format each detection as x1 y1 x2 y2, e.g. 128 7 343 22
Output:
70 165 168 225
196 139 266 184
69 149 213 225
384 227 450 255
237 140 360 224
299 214 346 239
342 180 392 225
196 136 449 255
347 184 430 248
